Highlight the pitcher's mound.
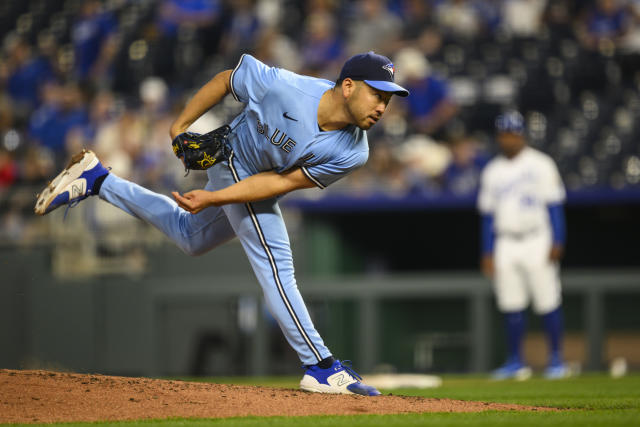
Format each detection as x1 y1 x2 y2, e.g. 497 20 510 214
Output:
0 369 555 424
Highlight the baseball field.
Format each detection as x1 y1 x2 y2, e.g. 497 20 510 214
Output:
2 369 639 426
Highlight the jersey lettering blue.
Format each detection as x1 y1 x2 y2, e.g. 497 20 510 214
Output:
256 118 297 153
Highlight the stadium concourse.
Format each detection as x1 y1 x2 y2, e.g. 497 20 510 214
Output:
1 0 640 249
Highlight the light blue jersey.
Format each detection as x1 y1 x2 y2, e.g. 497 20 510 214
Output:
226 54 369 188
99 54 380 366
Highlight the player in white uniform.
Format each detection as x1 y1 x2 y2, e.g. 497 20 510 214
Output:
477 111 569 379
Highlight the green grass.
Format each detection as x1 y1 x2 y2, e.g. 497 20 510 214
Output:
397 373 640 410
6 374 640 426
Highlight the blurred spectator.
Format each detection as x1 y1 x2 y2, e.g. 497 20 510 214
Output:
577 0 631 51
442 135 489 196
305 0 339 14
543 0 579 39
394 47 458 136
221 0 261 59
630 0 640 21
394 134 451 194
35 31 60 71
2 36 55 119
414 27 445 58
28 81 89 165
300 12 343 76
86 90 119 141
156 0 223 81
0 94 14 135
435 0 484 39
19 147 55 186
346 0 402 56
344 140 407 194
502 0 547 38
392 0 443 57
0 146 18 188
157 0 222 38
93 108 139 180
135 77 179 189
474 0 503 34
65 89 118 155
253 28 302 72
398 0 435 41
71 0 119 81
621 0 640 52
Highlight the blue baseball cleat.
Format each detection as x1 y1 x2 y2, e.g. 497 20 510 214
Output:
35 149 109 215
300 360 381 396
491 361 532 381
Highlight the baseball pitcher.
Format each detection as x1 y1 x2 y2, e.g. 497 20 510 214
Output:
35 52 409 395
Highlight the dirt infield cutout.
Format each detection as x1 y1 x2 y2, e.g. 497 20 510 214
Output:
0 369 556 424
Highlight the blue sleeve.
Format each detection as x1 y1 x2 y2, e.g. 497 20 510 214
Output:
100 12 118 36
547 203 566 245
301 150 369 189
481 214 495 255
229 54 279 104
429 76 449 102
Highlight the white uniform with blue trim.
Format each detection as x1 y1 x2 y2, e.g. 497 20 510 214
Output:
98 54 369 365
477 147 565 314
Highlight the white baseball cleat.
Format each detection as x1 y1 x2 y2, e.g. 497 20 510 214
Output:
34 149 109 215
544 362 572 379
491 362 533 381
300 360 381 396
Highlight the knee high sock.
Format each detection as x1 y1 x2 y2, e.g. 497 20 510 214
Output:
542 307 564 365
505 311 526 365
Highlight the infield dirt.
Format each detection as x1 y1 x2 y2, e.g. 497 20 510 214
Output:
0 369 556 424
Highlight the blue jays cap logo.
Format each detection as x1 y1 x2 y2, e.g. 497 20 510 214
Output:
382 63 395 79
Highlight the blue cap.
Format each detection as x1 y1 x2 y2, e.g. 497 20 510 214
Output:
338 51 410 97
495 111 525 134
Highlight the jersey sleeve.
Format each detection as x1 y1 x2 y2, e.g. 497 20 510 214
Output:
480 214 495 254
477 165 495 213
430 77 449 102
301 150 369 189
540 157 566 204
229 54 279 104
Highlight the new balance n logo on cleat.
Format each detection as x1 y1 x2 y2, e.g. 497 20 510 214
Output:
333 374 351 387
71 182 85 198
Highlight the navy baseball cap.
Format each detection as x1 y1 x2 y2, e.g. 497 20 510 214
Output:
495 111 525 134
338 51 409 97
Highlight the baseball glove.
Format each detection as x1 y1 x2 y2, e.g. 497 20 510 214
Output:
171 125 231 173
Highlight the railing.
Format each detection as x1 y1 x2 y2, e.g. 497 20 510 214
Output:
150 270 640 375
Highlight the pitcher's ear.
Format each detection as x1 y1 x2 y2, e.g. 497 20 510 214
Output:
341 78 356 98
